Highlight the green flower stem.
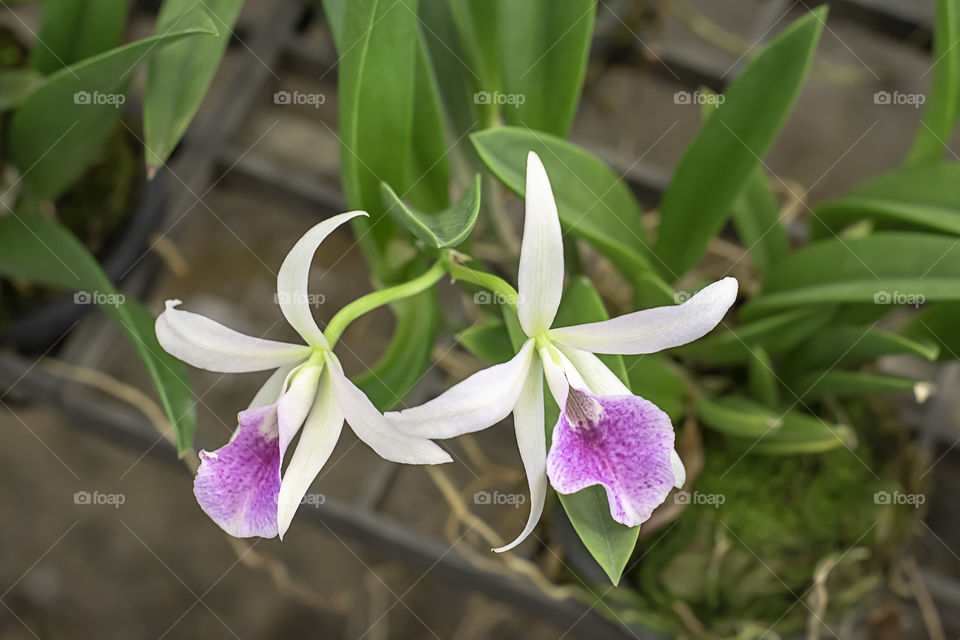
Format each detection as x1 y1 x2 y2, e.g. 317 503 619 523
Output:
448 262 519 311
324 260 446 347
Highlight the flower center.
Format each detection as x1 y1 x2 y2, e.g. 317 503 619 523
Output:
565 388 603 432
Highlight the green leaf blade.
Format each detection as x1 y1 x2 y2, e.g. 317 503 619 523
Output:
381 174 480 248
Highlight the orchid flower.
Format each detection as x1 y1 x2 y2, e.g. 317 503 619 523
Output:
388 152 738 552
155 211 451 539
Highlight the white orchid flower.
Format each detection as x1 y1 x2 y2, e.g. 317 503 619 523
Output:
388 153 738 552
155 211 451 539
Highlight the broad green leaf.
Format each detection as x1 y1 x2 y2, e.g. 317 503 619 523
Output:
406 37 451 211
0 69 42 111
790 370 924 401
321 0 346 48
472 127 661 289
448 0 500 128
10 13 216 200
655 8 825 278
456 320 514 365
30 0 129 74
623 354 685 422
497 0 595 137
0 213 196 453
381 174 480 248
784 327 939 374
144 0 242 169
744 232 960 317
353 292 439 410
812 163 960 237
695 395 854 455
748 346 779 408
904 302 960 360
337 0 420 260
906 0 960 165
731 168 789 277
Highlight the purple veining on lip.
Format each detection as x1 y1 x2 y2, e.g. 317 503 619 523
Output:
546 387 675 527
194 403 282 538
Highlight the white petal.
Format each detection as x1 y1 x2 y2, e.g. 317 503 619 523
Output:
517 152 564 336
548 277 738 355
539 345 569 408
386 340 535 439
494 358 547 553
247 364 297 410
555 345 631 396
671 449 686 489
277 363 324 456
156 300 312 372
325 354 452 465
277 211 368 347
277 370 343 538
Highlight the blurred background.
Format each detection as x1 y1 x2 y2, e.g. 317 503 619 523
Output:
1 0 959 638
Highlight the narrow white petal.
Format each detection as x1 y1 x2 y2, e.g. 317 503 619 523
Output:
247 364 297 410
277 364 324 455
539 345 570 408
156 300 312 372
277 211 368 347
671 449 686 489
277 370 343 538
386 340 535 439
494 359 547 553
548 277 738 355
517 152 564 336
326 354 452 465
555 345 631 396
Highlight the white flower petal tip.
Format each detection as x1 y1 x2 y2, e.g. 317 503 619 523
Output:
670 449 686 489
517 151 563 336
547 276 740 355
155 300 312 373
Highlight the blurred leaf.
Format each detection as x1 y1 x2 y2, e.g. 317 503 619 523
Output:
30 0 129 74
472 127 663 290
731 168 789 277
744 232 960 318
381 174 480 248
696 395 854 455
0 213 197 454
353 292 439 410
321 0 346 47
904 302 960 360
447 0 500 127
0 69 42 111
906 0 960 164
406 37 451 211
784 327 939 374
10 13 215 200
748 346 779 408
813 163 960 237
456 320 514 364
144 0 241 169
497 0 595 137
790 370 924 401
655 8 825 278
623 355 686 422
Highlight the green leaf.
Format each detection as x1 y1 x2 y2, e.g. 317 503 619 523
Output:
655 8 825 278
337 0 420 259
906 0 960 165
9 12 216 200
904 302 960 360
0 213 196 454
784 327 939 374
623 354 686 422
812 163 960 237
789 370 924 401
744 232 960 317
0 69 42 111
353 292 439 410
456 320 514 364
695 395 855 455
497 0 595 137
30 0 130 74
731 168 789 277
472 127 663 290
748 346 779 408
381 174 480 248
405 36 452 211
144 0 242 169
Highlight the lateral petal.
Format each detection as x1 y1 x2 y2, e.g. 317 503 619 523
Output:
276 363 323 458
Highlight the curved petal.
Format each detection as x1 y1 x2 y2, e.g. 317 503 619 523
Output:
386 340 535 439
325 354 452 465
156 300 311 372
670 449 686 489
517 152 563 336
277 211 368 347
248 364 297 410
494 358 547 553
539 345 570 409
548 277 738 355
193 404 281 538
546 388 675 527
277 363 324 458
277 370 343 538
